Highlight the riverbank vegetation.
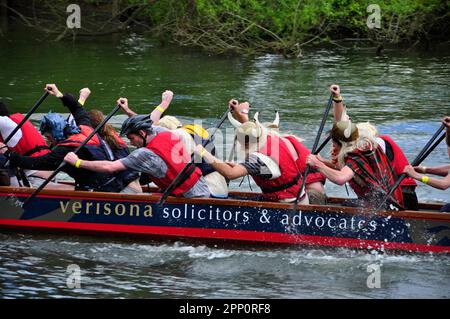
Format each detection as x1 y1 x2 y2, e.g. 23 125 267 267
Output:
1 0 448 56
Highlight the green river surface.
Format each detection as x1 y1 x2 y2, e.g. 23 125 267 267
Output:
0 27 449 298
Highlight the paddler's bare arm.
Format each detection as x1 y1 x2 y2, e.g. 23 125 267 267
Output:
78 87 91 106
404 165 450 190
150 90 173 124
229 99 250 123
307 154 354 185
195 145 248 180
117 98 137 117
330 84 346 122
116 90 173 124
414 164 450 177
316 154 338 169
64 152 127 174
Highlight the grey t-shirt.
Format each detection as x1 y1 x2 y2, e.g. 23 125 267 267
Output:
120 148 210 198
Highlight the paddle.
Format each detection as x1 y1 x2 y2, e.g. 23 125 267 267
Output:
22 103 122 208
293 94 333 210
158 108 231 206
226 102 239 162
375 124 446 212
2 91 50 149
417 132 446 164
315 134 332 155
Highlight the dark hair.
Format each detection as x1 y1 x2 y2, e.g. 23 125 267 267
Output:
0 101 10 117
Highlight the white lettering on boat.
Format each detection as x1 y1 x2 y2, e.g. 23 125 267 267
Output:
161 205 378 232
281 212 377 232
162 204 250 224
59 201 153 218
56 201 378 232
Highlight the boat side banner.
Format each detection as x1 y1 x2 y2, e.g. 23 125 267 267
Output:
1 194 449 251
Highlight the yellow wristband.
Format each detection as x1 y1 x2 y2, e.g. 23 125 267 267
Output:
200 149 207 157
75 159 82 169
421 175 429 184
155 105 165 113
332 95 343 102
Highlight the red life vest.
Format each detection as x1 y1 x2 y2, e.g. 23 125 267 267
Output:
346 146 404 208
283 135 326 185
251 134 302 201
3 113 50 157
145 131 202 196
57 125 101 147
379 135 417 187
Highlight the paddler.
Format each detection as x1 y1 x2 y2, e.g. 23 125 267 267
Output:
63 112 210 198
403 116 450 213
306 119 404 210
227 99 327 204
328 84 418 210
118 93 228 198
194 105 309 204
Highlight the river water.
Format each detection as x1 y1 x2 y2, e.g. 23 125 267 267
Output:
0 29 449 299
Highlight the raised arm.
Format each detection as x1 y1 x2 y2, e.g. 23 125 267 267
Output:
229 99 249 123
150 90 173 124
117 90 173 122
45 84 91 127
117 98 137 118
78 87 91 106
330 84 348 122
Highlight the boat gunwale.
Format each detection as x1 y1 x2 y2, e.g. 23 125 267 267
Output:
0 186 448 222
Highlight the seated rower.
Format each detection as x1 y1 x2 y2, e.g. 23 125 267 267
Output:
194 112 308 204
329 84 418 210
228 99 327 204
87 109 142 194
0 101 63 188
0 84 134 193
307 120 404 210
158 116 228 199
119 95 228 198
403 116 450 213
65 88 141 194
64 113 210 198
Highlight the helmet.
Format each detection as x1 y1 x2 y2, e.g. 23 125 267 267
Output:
228 111 268 152
120 115 153 136
39 112 80 142
330 120 359 143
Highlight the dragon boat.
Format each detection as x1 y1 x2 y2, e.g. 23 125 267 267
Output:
0 186 448 253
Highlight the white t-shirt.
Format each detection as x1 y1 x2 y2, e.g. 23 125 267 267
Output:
0 116 22 147
0 116 38 177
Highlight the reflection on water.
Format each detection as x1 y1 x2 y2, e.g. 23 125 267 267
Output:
0 28 449 298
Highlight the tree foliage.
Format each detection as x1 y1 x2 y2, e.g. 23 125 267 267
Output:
4 0 449 55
